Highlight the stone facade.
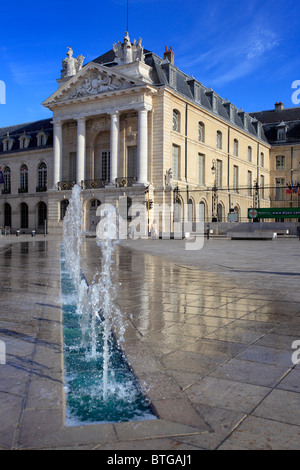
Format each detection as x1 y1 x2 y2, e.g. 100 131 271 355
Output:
0 34 298 234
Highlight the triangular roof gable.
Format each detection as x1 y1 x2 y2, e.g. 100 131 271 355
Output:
42 62 147 107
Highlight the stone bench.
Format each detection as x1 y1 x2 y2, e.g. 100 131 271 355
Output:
227 231 277 240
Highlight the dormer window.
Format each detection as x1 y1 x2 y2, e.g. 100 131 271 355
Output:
37 130 49 147
276 121 288 141
2 133 14 152
19 132 31 149
170 68 176 88
195 84 200 102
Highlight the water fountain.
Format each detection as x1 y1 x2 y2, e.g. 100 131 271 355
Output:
61 185 154 425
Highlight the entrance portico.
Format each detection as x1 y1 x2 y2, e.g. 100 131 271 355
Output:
51 103 152 190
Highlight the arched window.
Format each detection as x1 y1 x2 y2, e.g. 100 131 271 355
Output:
3 167 11 194
20 202 28 229
248 146 252 162
216 130 222 149
173 109 180 132
20 164 28 192
37 201 47 227
60 200 69 220
199 201 206 222
233 139 239 156
198 122 205 142
4 203 11 228
37 162 47 191
217 203 223 222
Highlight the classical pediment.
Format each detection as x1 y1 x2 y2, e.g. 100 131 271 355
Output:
42 62 147 108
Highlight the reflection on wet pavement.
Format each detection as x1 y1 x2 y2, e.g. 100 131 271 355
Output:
1 237 300 449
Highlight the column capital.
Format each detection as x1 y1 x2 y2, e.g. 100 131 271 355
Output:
137 103 152 113
51 119 64 126
108 110 120 118
77 115 87 123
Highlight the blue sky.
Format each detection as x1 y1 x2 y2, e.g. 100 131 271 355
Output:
1 0 300 127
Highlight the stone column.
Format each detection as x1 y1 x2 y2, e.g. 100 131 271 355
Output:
76 117 86 185
110 112 119 184
137 108 149 185
53 121 63 188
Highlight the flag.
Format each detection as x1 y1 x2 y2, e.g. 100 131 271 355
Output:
286 183 292 194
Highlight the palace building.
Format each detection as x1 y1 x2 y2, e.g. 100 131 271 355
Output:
0 32 298 234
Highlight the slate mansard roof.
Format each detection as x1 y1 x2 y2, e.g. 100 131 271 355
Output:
250 106 300 145
4 43 295 152
0 118 53 155
92 48 269 144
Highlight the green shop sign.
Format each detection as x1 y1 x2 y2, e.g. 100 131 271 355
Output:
248 207 300 219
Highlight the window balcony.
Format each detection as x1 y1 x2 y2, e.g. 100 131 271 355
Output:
36 185 47 192
18 187 28 194
115 177 137 188
81 179 107 189
57 181 76 191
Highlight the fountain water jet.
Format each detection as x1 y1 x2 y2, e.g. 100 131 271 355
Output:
61 185 154 423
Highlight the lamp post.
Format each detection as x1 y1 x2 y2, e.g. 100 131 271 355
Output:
211 159 218 222
253 180 259 209
173 184 181 230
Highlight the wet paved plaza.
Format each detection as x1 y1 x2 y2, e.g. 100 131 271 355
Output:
0 234 300 449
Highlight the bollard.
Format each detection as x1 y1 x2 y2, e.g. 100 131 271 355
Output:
16 230 20 237
31 230 35 237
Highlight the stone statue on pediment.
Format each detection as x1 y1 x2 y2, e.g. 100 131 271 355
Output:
61 47 85 78
113 32 145 65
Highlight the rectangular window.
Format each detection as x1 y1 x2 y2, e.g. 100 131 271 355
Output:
276 155 286 170
216 159 222 188
248 171 253 196
276 177 285 201
101 150 111 181
248 147 252 162
233 165 239 192
127 146 137 178
172 145 180 180
198 153 205 186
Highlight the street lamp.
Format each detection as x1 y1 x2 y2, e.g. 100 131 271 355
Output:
211 159 218 222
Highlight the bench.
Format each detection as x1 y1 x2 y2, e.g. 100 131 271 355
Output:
227 231 277 240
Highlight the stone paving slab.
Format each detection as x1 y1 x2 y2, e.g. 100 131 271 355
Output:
0 235 300 449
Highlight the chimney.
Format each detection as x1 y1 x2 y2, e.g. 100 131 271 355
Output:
164 46 174 65
275 101 284 111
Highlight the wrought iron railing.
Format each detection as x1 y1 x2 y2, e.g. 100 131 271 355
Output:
18 187 28 194
81 179 108 189
1 188 11 195
36 186 47 192
115 177 137 188
57 181 76 191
